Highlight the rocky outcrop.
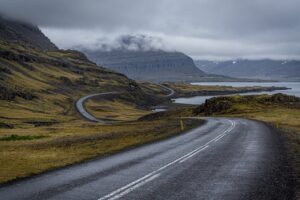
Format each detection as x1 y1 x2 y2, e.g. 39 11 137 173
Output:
193 93 300 115
0 16 57 51
0 85 36 100
193 97 233 115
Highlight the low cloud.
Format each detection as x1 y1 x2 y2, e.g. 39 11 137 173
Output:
82 34 169 52
1 0 300 60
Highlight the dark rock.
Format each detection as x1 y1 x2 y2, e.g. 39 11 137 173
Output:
0 66 11 74
0 85 36 100
194 97 233 115
0 16 58 51
0 122 14 129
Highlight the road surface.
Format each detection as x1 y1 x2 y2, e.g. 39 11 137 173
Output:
157 84 175 97
76 84 175 123
0 118 293 200
76 92 119 123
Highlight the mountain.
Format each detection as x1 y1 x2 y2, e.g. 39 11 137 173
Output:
195 59 300 81
82 49 207 82
0 16 57 51
0 17 160 129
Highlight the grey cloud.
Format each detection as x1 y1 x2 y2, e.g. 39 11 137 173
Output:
76 34 170 52
0 0 300 60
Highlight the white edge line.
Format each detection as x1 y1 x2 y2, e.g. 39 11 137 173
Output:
214 135 225 142
98 119 235 200
107 173 161 200
179 145 209 163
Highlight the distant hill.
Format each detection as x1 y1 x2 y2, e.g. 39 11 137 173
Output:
82 49 207 82
195 59 300 81
0 17 163 130
0 15 57 51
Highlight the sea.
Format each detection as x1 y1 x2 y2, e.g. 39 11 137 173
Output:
173 82 300 105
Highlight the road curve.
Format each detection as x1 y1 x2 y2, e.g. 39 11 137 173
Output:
76 84 175 123
157 84 175 97
0 118 293 200
76 92 120 123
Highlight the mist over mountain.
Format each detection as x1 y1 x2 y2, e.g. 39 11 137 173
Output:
0 15 57 51
84 35 169 52
0 15 157 108
79 35 209 82
195 59 300 81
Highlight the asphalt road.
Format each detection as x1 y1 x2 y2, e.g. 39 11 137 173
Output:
76 92 119 123
0 118 293 200
157 84 175 97
75 84 175 123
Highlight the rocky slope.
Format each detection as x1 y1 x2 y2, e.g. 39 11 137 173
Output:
195 59 300 81
0 18 162 128
82 49 207 82
0 16 57 51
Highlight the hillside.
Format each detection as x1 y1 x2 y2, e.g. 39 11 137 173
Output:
0 16 203 183
82 49 208 82
0 16 165 129
0 16 57 51
195 59 300 81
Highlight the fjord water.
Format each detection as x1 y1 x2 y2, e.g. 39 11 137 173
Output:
174 82 300 105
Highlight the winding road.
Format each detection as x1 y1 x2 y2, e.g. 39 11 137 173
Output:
0 84 294 199
76 84 175 123
76 92 120 123
0 118 293 199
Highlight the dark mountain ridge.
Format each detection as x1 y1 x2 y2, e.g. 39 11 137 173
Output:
195 59 300 81
0 16 161 116
0 15 57 51
82 49 207 82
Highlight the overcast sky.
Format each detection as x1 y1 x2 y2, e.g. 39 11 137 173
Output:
1 0 300 60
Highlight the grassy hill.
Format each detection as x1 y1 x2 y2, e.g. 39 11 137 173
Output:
0 18 203 184
0 39 158 128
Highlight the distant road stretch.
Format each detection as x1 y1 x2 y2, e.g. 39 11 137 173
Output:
75 84 175 123
0 118 293 199
76 92 119 123
157 84 175 97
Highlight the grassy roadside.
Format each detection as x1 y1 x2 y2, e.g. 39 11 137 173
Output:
0 101 201 184
85 98 152 121
193 93 300 198
138 81 171 97
0 38 203 185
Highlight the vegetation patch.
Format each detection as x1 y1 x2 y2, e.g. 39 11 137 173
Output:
165 82 288 98
0 85 36 101
85 98 152 121
25 121 59 127
0 122 14 129
0 135 47 141
0 117 202 184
